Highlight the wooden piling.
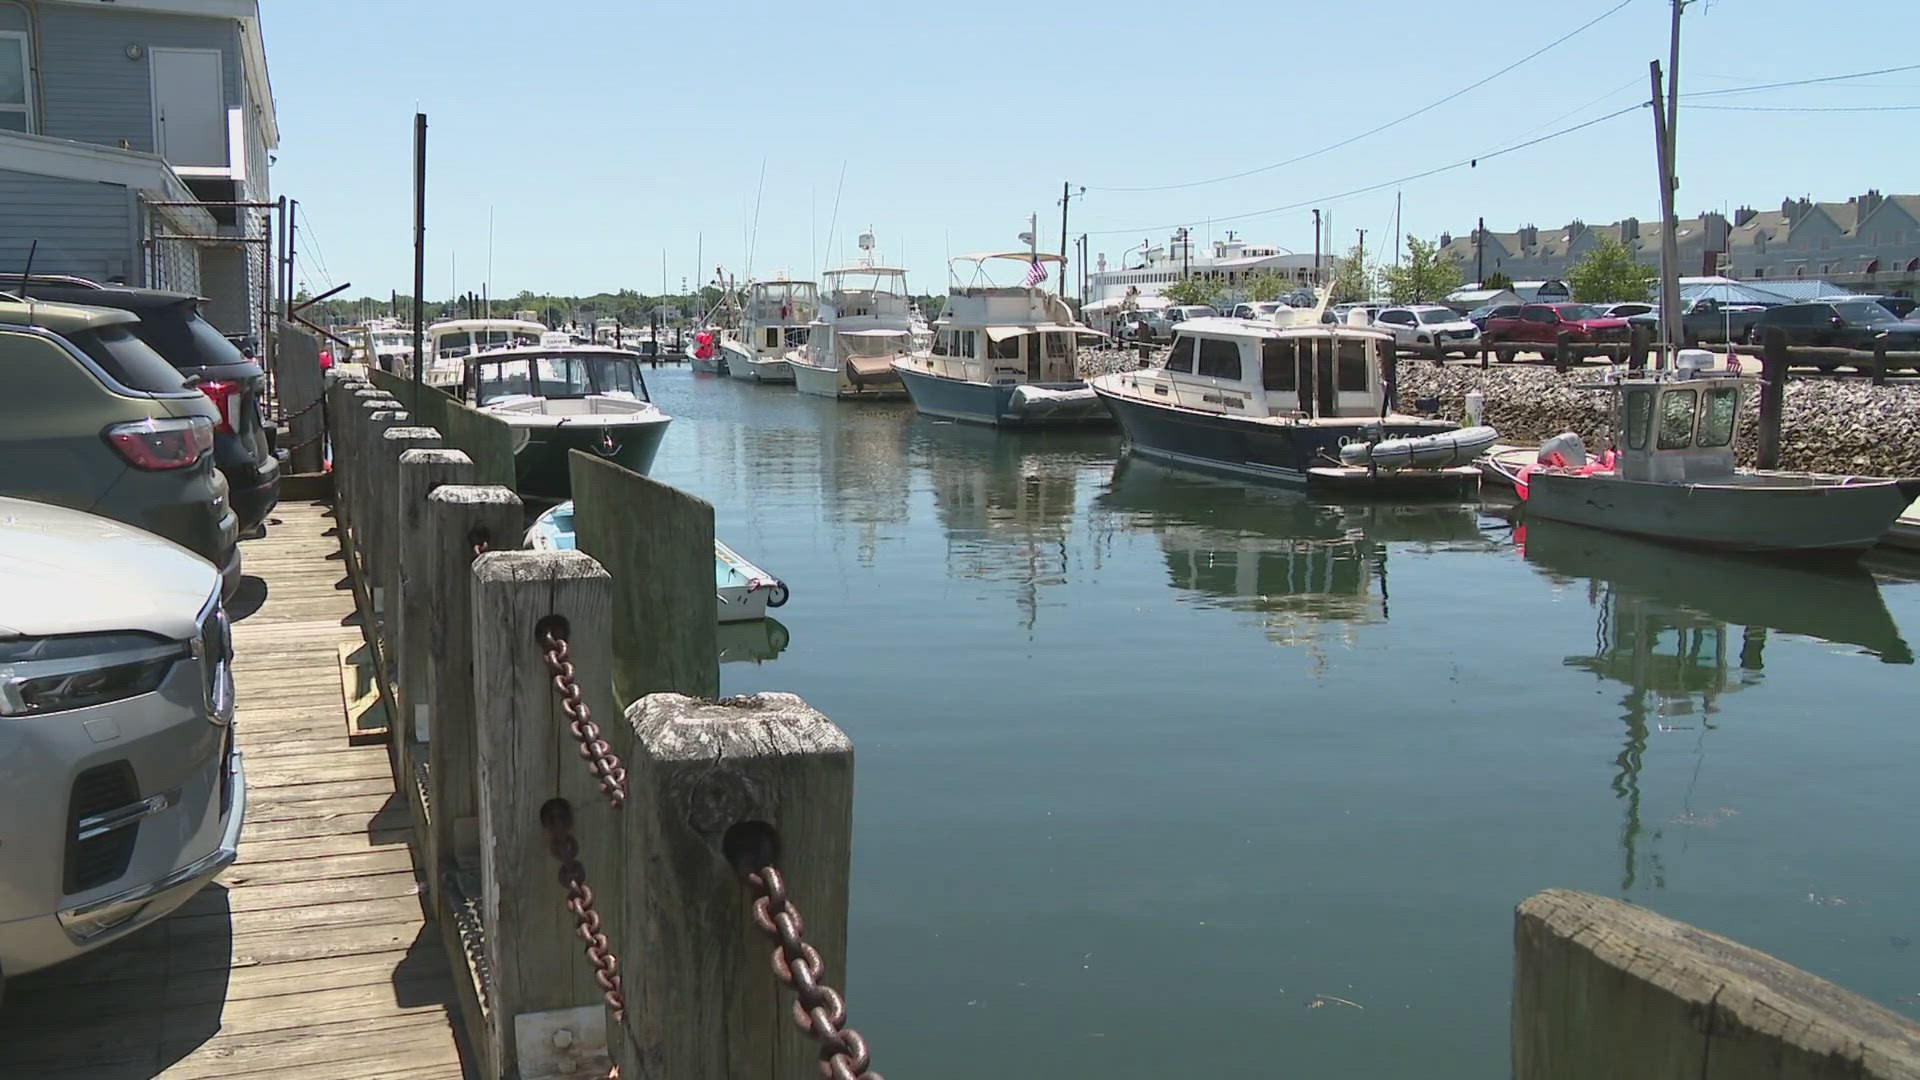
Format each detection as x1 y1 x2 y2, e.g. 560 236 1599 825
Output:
362 409 412 614
471 550 623 1079
1554 333 1571 373
570 453 720 703
1758 327 1789 470
1513 889 1920 1080
276 321 328 474
1629 322 1650 373
377 426 439 664
425 484 523 903
1874 338 1890 387
394 447 473 818
611 692 855 1080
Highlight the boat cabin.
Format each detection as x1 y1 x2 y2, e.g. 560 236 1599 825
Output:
745 280 817 351
931 252 1093 385
1147 315 1394 420
427 318 546 361
822 267 909 317
459 347 651 409
1609 373 1745 483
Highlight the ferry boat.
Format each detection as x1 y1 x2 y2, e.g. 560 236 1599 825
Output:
525 502 790 622
892 251 1110 427
452 345 671 498
421 317 546 386
1088 307 1480 492
787 240 912 399
722 278 813 384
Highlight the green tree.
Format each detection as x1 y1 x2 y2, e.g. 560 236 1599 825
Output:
1240 269 1290 302
1162 277 1225 307
1329 244 1376 303
1481 270 1515 292
1379 236 1462 304
1566 234 1655 302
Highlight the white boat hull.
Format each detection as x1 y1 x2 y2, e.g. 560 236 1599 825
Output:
722 341 795 383
1527 472 1920 554
789 357 907 399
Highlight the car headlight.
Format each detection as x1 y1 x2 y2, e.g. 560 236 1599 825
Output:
0 633 188 717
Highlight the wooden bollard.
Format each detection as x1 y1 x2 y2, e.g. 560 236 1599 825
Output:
1873 338 1890 387
394 447 471 805
1553 333 1571 373
1628 322 1650 372
611 692 854 1080
345 391 399 558
1513 889 1920 1079
378 427 439 644
1382 345 1398 412
471 550 621 1080
362 408 411 609
1758 327 1789 470
425 485 523 908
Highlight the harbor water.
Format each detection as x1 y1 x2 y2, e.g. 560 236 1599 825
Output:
644 367 1920 1078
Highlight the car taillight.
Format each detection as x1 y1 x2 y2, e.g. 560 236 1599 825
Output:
198 379 244 433
104 416 214 470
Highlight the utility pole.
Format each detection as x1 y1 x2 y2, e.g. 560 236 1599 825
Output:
1313 209 1322 284
1668 0 1687 207
1394 191 1403 270
1476 216 1485 286
1357 228 1367 283
1178 227 1191 281
1651 60 1682 368
410 112 426 397
1058 182 1084 300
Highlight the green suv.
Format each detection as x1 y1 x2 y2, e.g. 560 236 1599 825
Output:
0 297 240 595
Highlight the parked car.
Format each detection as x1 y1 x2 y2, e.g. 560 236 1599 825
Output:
1164 304 1219 325
1119 311 1174 343
0 275 279 535
1625 297 1768 345
1229 301 1291 321
1748 301 1920 366
0 495 243 997
1467 303 1522 330
1373 304 1482 357
1592 302 1655 320
0 297 240 595
1483 303 1632 357
1811 294 1917 320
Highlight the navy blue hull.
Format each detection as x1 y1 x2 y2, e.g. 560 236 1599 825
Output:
1094 389 1455 487
897 366 1113 429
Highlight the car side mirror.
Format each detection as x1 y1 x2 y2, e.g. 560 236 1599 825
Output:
1831 316 1846 327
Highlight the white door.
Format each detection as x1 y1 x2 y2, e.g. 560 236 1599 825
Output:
150 48 226 167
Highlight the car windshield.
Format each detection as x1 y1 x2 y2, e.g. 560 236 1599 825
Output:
1556 305 1600 320
531 355 642 399
131 303 250 372
1837 301 1897 325
67 323 197 394
1416 309 1457 324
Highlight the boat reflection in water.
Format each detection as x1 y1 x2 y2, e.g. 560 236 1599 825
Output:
1096 457 1494 653
1518 518 1913 891
718 617 790 665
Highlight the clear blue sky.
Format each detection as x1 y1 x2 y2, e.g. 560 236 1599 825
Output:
264 0 1919 298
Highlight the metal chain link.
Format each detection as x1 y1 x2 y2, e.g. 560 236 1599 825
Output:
539 625 627 808
743 864 884 1080
279 393 324 423
470 528 491 562
539 800 626 1024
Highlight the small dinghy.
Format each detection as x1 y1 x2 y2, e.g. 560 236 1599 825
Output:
525 503 791 621
1340 425 1499 470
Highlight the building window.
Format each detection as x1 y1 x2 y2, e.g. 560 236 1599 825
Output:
0 32 31 132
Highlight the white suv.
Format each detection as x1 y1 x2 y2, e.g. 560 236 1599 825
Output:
1373 304 1481 357
0 497 243 997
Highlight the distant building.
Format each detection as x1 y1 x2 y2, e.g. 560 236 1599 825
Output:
0 0 277 340
1087 235 1319 303
1437 191 1920 296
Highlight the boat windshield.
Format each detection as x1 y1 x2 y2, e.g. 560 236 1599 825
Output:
842 331 911 357
747 282 818 324
474 359 535 404
533 355 643 399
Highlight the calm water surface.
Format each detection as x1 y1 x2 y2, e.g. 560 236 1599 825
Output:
643 366 1920 1078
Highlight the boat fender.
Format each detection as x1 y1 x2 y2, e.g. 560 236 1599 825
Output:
1514 463 1536 501
767 582 790 608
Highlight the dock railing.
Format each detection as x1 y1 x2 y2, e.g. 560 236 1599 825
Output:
320 368 1920 1080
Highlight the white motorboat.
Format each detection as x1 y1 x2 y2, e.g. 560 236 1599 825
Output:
787 237 912 399
452 345 671 499
722 278 812 384
419 317 546 387
525 503 791 622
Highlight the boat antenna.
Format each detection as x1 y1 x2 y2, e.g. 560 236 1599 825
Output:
821 160 846 272
745 157 767 282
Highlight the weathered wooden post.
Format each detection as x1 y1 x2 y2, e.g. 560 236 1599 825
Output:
1553 333 1571 373
345 389 399 563
394 447 472 802
1758 326 1789 470
471 549 623 1080
277 322 329 474
1513 889 1920 1080
362 408 412 615
425 484 523 908
378 426 438 643
1381 345 1398 413
1628 322 1650 372
610 692 856 1079
1873 338 1890 387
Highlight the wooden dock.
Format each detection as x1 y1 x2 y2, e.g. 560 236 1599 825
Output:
0 499 470 1080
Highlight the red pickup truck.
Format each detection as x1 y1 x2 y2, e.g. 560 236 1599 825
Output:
1483 303 1632 357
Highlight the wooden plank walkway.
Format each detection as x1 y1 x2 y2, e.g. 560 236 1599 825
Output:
0 499 471 1080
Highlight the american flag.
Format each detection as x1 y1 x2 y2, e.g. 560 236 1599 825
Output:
1022 257 1049 287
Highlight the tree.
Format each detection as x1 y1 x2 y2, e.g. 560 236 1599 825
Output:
1481 270 1515 292
1240 269 1290 302
1162 277 1224 307
1566 234 1656 302
1379 236 1462 304
1329 244 1377 303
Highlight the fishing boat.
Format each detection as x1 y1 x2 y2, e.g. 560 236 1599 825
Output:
421 317 546 386
1088 306 1482 492
892 251 1110 427
1489 356 1920 554
787 238 912 399
688 327 727 374
453 345 671 499
722 278 813 384
525 502 791 622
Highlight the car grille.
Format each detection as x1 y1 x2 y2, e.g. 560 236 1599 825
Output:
66 762 140 894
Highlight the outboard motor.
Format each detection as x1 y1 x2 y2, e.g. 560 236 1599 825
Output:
1536 432 1588 468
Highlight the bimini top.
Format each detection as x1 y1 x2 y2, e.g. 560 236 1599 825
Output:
428 317 547 334
824 265 908 276
952 251 1066 265
1173 314 1394 342
464 344 642 364
981 324 1102 341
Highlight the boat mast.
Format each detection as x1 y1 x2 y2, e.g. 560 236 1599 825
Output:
1651 59 1682 369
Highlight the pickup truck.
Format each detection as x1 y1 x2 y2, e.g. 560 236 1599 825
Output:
1626 297 1768 344
1482 302 1632 357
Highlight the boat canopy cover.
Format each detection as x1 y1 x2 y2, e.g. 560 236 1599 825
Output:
984 323 1094 341
953 251 1067 265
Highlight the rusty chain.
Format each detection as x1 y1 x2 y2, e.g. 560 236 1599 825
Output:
469 527 491 562
539 800 626 1025
539 623 628 808
743 864 884 1080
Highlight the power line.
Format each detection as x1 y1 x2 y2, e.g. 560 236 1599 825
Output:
296 204 335 288
1687 62 1920 99
1086 102 1648 237
1686 103 1920 112
1085 0 1636 194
